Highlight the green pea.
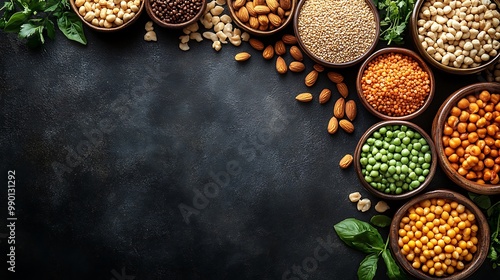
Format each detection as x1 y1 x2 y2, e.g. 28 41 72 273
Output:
406 130 414 138
396 166 401 174
371 147 379 155
414 132 422 139
388 166 396 174
380 163 389 172
360 157 368 166
384 188 391 193
402 137 411 145
370 182 377 188
394 153 402 161
392 138 401 145
373 132 382 139
410 180 420 189
389 184 396 192
368 157 376 165
366 165 373 171
409 162 416 170
370 170 379 177
422 163 431 169
412 156 419 163
379 127 387 135
395 181 403 187
397 131 406 138
395 187 403 194
381 155 388 162
401 157 409 164
386 131 393 138
373 163 381 171
400 125 408 132
364 176 372 183
422 169 429 176
389 159 397 166
362 144 370 152
388 144 396 153
425 153 432 163
383 142 390 149
367 138 375 145
419 138 427 145
401 165 409 174
414 167 423 175
413 142 422 151
418 175 426 183
374 153 383 161
395 146 403 153
374 139 383 147
401 148 410 157
411 149 419 156
402 183 409 190
418 157 426 164
421 144 430 153
400 173 406 180
409 171 417 180
387 153 394 160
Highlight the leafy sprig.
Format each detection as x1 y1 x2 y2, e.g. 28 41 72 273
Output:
375 0 416 45
0 0 86 48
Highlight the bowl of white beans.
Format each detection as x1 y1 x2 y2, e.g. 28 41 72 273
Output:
410 0 500 74
70 0 144 31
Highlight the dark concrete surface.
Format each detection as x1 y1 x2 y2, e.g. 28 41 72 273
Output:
1 9 500 280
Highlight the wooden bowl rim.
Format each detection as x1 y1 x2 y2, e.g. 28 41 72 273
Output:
431 82 500 195
355 47 436 121
389 189 491 280
227 0 297 36
145 0 207 29
292 0 380 68
353 120 438 200
410 0 500 75
69 0 145 32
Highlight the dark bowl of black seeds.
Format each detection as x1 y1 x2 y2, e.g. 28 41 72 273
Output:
146 0 207 29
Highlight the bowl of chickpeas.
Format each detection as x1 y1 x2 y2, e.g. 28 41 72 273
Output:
390 190 490 279
70 0 145 31
432 82 500 195
356 47 435 120
354 120 438 200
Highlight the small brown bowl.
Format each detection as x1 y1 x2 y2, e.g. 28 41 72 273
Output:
354 120 437 200
432 82 500 195
227 0 297 37
70 0 145 32
356 47 435 121
390 190 490 280
146 0 207 29
410 0 500 75
292 0 379 68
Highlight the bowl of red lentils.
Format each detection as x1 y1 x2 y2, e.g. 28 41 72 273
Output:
390 190 490 279
145 0 207 29
356 47 435 121
292 0 380 68
70 0 145 31
432 82 500 195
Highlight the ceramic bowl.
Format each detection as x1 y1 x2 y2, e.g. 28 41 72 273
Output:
145 0 207 29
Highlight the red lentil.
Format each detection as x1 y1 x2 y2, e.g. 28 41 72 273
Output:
360 53 431 117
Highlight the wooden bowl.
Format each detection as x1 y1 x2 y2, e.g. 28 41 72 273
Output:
292 0 379 68
410 0 500 75
390 190 490 280
145 0 207 29
70 0 145 32
354 120 437 200
432 82 500 195
356 47 435 121
227 0 297 37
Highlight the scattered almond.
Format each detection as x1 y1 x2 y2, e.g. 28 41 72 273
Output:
345 100 357 121
319 88 331 104
289 46 303 61
339 154 353 169
339 119 354 133
304 70 319 87
249 38 264 51
327 71 344 84
262 45 274 60
296 92 313 102
276 56 287 74
336 82 349 98
234 52 251 61
327 116 339 134
282 34 297 45
333 97 345 119
274 40 286 56
313 64 325 72
289 61 305 72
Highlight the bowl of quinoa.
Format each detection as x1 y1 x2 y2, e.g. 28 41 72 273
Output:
356 47 435 120
292 0 380 68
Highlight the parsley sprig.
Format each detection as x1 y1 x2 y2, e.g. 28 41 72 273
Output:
375 0 416 45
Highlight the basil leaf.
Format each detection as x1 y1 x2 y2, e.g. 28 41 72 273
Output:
351 231 386 254
470 193 491 209
381 249 406 280
358 253 379 280
334 218 385 253
3 11 28 32
56 12 87 45
45 19 55 39
371 215 392 228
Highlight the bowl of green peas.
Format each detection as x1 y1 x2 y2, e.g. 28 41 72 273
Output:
354 120 438 200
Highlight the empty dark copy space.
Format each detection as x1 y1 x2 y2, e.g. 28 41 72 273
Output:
1 9 500 280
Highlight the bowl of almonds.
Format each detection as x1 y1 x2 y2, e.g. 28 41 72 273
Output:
227 0 297 36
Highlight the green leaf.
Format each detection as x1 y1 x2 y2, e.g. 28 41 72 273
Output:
56 12 87 45
3 11 28 32
358 253 379 280
18 22 39 38
382 249 406 280
471 194 491 210
371 215 392 228
45 19 55 39
334 218 385 253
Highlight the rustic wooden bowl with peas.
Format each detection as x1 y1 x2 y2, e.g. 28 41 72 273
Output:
410 0 500 75
432 82 500 195
354 120 438 200
356 47 435 121
389 190 490 280
70 0 145 32
145 0 207 29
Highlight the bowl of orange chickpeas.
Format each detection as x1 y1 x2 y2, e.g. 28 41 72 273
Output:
390 190 490 279
432 82 500 195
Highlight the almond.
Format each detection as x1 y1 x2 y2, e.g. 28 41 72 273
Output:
327 116 339 134
296 92 313 102
339 119 354 133
333 97 345 119
237 7 250 22
265 0 280 12
336 82 349 98
313 64 325 72
234 52 251 61
289 46 303 61
268 13 282 27
319 88 331 104
262 44 274 60
233 0 246 9
246 1 257 16
289 61 305 72
274 40 286 55
345 100 357 121
339 154 353 169
258 14 269 26
304 70 318 87
282 34 297 45
279 0 291 10
327 71 344 84
254 5 271 14
249 38 264 51
254 0 265 5
249 16 260 29
276 56 287 74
